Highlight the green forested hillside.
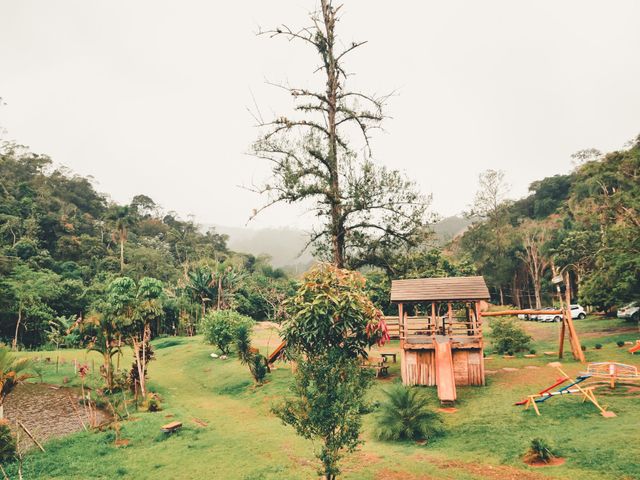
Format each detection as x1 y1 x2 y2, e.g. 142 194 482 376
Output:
0 143 293 348
455 137 640 311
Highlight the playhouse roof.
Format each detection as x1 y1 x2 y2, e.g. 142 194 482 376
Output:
390 276 490 302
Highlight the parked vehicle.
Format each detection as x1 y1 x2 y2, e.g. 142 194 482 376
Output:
617 302 639 321
538 307 561 322
570 304 587 320
534 307 558 322
537 304 586 322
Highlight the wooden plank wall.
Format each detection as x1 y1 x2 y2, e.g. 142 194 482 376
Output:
452 349 485 386
401 348 484 387
401 349 436 386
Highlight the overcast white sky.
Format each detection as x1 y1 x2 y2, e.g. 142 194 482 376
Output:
1 1 639 229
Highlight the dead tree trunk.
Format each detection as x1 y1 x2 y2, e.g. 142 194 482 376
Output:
251 0 428 269
12 307 22 351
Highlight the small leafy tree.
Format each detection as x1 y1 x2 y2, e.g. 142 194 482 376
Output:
201 310 253 355
375 386 443 442
235 324 269 385
248 354 268 385
272 263 386 480
489 318 532 354
0 347 30 419
127 277 164 398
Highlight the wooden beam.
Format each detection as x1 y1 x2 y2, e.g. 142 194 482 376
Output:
480 309 562 316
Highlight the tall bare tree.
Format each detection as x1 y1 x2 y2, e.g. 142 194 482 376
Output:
518 220 554 309
251 0 429 268
466 169 513 304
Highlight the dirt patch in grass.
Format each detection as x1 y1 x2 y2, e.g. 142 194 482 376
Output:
342 451 383 473
438 407 458 414
415 455 555 480
375 469 439 480
524 457 566 467
581 327 638 338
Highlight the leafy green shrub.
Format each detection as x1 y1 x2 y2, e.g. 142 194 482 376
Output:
200 310 253 354
489 318 532 354
375 386 443 442
595 343 603 350
616 340 625 347
581 345 587 351
143 392 162 412
529 349 536 355
525 437 556 463
0 420 16 463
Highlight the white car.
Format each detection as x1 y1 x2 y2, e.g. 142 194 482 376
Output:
570 304 587 320
617 302 639 321
537 305 586 323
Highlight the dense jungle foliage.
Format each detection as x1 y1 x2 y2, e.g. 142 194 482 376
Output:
0 143 295 349
1 135 638 349
454 136 640 311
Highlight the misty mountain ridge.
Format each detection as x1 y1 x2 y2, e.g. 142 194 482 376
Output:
206 216 472 269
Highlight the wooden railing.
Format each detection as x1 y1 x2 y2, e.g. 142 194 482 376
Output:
383 316 400 339
400 315 482 343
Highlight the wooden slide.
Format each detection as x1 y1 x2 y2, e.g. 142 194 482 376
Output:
434 336 457 404
267 341 286 365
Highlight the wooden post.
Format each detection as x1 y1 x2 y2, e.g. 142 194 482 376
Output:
398 302 405 346
431 302 436 335
553 265 567 359
447 302 453 335
558 319 566 359
564 272 585 363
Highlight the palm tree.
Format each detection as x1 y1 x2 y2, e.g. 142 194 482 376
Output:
375 386 442 442
107 205 137 272
0 347 30 419
185 266 215 319
213 264 245 310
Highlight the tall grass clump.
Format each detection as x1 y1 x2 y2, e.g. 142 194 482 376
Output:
524 437 557 464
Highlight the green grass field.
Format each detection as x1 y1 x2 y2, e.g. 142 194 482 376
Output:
8 317 640 479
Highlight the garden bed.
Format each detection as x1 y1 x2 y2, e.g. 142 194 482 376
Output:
5 382 110 449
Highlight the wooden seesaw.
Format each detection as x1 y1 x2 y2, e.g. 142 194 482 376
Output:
516 362 616 417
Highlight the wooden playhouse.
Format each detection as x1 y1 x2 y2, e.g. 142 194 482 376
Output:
390 276 491 404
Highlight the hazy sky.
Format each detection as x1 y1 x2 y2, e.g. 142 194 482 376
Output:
1 1 639 229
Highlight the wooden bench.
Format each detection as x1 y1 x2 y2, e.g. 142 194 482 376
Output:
381 353 397 363
161 421 182 433
360 360 389 378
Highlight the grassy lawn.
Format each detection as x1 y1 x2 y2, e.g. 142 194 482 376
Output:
7 317 640 479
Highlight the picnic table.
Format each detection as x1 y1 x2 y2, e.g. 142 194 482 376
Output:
361 358 389 378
